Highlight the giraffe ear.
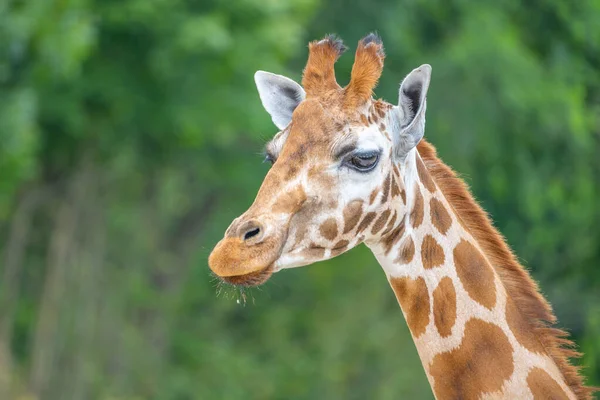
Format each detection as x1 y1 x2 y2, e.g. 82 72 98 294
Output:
394 64 432 157
255 71 306 130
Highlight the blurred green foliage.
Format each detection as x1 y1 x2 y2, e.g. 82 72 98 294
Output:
0 0 598 399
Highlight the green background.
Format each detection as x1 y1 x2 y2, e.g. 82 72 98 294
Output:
0 0 599 399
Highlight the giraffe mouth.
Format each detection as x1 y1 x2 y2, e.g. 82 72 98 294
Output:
217 264 274 287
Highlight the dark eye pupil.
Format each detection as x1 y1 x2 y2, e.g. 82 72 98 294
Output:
351 154 377 169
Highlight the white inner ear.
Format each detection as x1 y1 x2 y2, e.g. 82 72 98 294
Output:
255 71 306 130
394 64 432 157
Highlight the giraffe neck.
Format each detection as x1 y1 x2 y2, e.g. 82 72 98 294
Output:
366 149 576 400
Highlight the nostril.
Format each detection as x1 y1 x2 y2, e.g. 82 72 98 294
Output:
243 227 261 241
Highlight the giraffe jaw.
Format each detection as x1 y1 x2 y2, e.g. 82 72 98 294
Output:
217 264 274 287
208 232 285 287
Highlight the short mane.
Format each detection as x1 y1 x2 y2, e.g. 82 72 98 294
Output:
417 140 594 400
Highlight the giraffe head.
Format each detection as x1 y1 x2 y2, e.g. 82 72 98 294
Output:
209 34 431 286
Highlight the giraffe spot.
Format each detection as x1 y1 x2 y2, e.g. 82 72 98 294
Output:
326 198 339 211
301 246 325 260
371 209 391 235
308 164 335 189
421 234 445 269
295 224 308 244
381 173 391 204
331 239 350 256
369 188 379 205
333 239 349 249
360 114 369 126
430 319 514 400
391 176 402 199
506 298 545 353
390 276 430 338
394 236 415 264
410 185 424 228
526 367 570 400
319 218 338 241
430 198 452 235
416 157 436 193
343 201 363 233
400 189 406 204
453 240 496 309
382 216 405 255
381 211 397 236
285 165 299 180
371 108 380 122
392 163 400 177
379 122 386 131
272 186 307 214
433 277 456 337
356 211 377 233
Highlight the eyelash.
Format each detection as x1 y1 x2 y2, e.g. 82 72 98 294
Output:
263 152 276 165
343 150 381 173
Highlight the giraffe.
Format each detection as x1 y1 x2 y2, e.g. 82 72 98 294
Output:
208 33 595 399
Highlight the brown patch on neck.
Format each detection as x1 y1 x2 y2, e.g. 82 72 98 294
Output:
430 197 452 235
429 318 514 400
421 234 445 269
390 276 430 338
417 140 593 398
410 184 424 228
371 209 391 235
380 173 391 204
432 277 456 338
527 367 570 400
369 188 379 205
356 211 377 233
380 211 397 237
391 175 402 199
416 156 436 193
381 216 405 255
453 239 496 309
394 236 415 264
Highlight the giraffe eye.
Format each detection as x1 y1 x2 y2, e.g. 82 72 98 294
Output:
263 152 276 165
345 151 380 172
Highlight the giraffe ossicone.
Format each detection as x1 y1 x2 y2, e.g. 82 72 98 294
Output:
208 33 594 400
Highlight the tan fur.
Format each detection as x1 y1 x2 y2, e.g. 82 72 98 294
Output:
390 276 430 338
417 140 595 399
421 234 445 269
302 35 346 97
394 236 415 264
410 184 424 228
432 277 457 338
430 197 452 235
429 319 514 400
453 239 497 309
527 367 571 400
345 36 385 109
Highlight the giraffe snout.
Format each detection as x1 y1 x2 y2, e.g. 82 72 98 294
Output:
209 215 288 286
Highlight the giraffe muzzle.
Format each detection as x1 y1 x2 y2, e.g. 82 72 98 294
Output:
208 215 288 286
